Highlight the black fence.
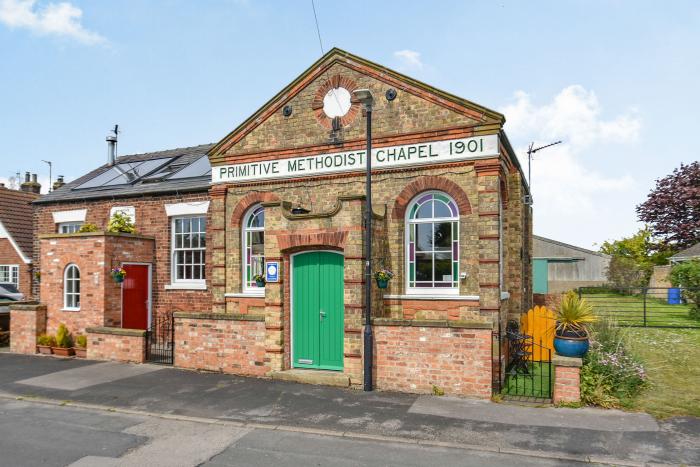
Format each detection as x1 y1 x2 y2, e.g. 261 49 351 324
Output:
578 287 700 329
501 323 552 401
146 312 174 364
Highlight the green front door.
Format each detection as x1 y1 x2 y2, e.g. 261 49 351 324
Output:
533 259 549 294
293 251 344 370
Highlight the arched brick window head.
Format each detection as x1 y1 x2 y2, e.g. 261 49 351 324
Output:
393 176 471 220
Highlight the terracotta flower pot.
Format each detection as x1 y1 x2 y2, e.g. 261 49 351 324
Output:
51 347 74 357
73 347 87 358
37 345 53 355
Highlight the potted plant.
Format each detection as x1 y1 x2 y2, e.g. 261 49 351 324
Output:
36 334 55 355
553 291 596 358
73 334 87 358
51 323 74 357
111 266 127 284
253 273 265 288
373 269 394 289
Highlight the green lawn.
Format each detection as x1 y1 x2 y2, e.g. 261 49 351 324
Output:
581 291 699 328
502 362 552 399
625 328 700 418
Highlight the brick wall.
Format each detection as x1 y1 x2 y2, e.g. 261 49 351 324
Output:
33 192 211 316
174 312 268 376
0 238 32 298
86 327 146 363
373 320 493 397
9 303 46 354
553 355 582 404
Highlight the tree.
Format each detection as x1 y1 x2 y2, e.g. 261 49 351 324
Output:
599 228 675 283
636 162 700 249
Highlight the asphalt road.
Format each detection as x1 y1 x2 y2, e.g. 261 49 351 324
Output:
0 399 588 467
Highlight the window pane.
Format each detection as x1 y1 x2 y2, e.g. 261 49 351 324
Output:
415 223 433 251
434 201 452 218
251 232 264 255
415 253 432 281
416 201 433 219
434 223 452 250
434 252 452 282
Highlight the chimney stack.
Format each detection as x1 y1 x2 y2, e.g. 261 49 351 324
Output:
20 172 41 194
53 175 65 191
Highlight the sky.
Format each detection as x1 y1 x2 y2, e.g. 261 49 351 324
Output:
1 0 698 249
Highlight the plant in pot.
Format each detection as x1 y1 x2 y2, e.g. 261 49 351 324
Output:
36 334 56 355
252 273 265 288
553 291 596 358
73 334 87 358
51 323 74 357
111 266 127 284
373 269 394 289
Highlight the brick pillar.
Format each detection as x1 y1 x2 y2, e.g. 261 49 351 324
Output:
9 303 46 354
210 185 227 314
553 353 582 403
475 160 502 323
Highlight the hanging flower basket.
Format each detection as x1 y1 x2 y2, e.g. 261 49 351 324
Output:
253 274 266 288
111 266 126 284
373 269 394 289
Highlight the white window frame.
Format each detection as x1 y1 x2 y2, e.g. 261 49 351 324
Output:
63 264 80 310
405 191 460 296
168 215 207 290
0 264 19 286
58 222 83 234
242 204 265 296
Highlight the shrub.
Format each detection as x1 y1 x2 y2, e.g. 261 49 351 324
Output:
107 211 136 234
580 318 647 408
554 291 596 335
75 335 87 348
606 256 645 289
37 334 56 347
669 259 700 320
55 324 72 348
78 223 99 233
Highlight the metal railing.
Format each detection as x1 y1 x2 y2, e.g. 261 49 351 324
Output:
502 325 553 401
146 312 174 364
579 287 700 329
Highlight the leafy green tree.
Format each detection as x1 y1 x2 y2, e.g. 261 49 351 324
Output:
599 228 676 284
669 259 700 320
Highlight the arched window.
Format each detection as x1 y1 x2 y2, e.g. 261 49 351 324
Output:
64 264 80 309
406 191 459 294
243 205 265 293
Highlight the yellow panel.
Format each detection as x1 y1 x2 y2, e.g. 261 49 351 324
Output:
520 305 556 361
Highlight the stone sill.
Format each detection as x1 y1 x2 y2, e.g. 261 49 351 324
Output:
39 231 155 241
224 292 265 298
552 353 583 368
86 326 147 337
173 312 265 322
383 295 479 301
8 302 43 311
371 318 492 330
165 283 207 291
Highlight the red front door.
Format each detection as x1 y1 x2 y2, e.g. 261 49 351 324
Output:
122 264 149 330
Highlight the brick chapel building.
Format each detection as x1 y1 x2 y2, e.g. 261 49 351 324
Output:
18 48 532 398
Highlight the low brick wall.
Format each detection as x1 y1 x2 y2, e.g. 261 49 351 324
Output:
553 354 582 404
372 319 493 398
9 303 45 355
86 327 146 363
174 312 268 376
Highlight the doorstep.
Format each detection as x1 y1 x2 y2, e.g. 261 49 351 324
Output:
269 369 350 388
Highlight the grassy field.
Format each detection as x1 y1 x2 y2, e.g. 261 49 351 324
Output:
625 327 700 418
581 291 699 327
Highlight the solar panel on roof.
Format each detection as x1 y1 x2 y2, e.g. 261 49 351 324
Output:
73 157 173 190
169 155 211 179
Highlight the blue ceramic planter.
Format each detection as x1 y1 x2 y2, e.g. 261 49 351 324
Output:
554 336 589 358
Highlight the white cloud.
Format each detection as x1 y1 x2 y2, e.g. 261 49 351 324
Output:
501 85 643 248
0 0 105 45
393 49 424 69
0 174 52 194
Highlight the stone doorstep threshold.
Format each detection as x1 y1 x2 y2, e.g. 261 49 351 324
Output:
269 369 350 388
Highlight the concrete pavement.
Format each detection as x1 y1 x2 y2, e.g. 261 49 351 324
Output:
0 353 698 466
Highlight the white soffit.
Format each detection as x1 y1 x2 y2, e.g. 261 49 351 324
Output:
165 201 210 217
52 209 87 224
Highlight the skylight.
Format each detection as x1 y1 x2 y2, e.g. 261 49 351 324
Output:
73 157 173 190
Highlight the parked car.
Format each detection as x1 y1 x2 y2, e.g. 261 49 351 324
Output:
0 283 24 333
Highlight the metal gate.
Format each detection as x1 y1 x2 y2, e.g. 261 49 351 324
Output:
146 312 174 365
502 322 552 401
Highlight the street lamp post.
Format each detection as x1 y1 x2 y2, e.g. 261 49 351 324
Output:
353 88 374 392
